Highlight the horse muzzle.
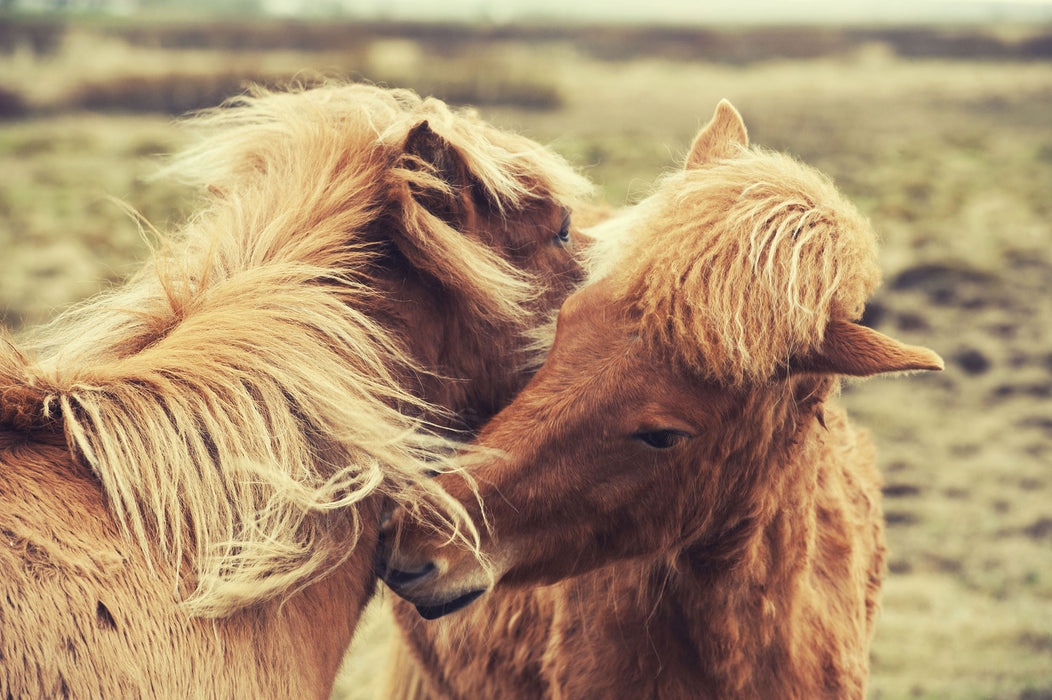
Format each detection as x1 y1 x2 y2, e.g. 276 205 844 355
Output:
375 509 493 619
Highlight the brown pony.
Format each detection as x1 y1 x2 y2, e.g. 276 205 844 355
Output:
0 83 593 697
380 101 944 698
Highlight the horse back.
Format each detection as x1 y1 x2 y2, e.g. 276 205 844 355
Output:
0 429 372 698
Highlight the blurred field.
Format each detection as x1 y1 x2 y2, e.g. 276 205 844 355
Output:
1 18 1050 699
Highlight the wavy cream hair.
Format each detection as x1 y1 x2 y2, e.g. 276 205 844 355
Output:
0 82 592 616
588 101 880 386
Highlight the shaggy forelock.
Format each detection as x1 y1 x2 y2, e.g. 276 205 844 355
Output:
592 148 880 385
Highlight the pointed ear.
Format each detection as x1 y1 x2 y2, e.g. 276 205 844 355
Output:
404 121 464 179
406 120 473 187
794 319 944 377
399 120 486 237
685 99 748 170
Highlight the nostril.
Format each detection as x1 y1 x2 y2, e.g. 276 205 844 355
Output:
383 562 436 587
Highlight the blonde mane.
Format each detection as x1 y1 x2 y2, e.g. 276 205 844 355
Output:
3 82 591 617
590 147 880 385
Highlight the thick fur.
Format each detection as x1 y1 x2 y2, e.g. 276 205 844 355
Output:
387 404 883 699
0 82 592 696
381 100 941 698
588 147 881 386
0 433 377 698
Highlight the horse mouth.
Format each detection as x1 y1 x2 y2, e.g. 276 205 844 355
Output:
413 589 486 620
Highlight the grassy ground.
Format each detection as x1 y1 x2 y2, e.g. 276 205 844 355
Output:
1 21 1050 699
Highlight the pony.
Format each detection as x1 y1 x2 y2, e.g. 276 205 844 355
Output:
379 100 944 699
0 82 594 698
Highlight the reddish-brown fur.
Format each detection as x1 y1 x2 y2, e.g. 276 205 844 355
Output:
380 101 943 699
0 83 593 697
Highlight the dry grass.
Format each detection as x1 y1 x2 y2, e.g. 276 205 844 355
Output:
0 114 188 328
1 22 1050 700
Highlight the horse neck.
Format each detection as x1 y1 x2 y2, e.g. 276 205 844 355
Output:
676 500 820 695
660 401 870 697
254 495 383 696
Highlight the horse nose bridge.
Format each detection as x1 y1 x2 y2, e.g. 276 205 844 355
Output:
376 530 441 586
377 506 447 571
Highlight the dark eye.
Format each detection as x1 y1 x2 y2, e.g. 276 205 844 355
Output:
632 429 689 449
554 213 571 245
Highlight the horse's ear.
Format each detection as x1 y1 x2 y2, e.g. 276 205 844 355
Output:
403 120 476 224
405 121 466 182
794 318 944 377
685 99 748 170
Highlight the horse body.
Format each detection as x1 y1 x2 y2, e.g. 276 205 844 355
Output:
0 83 591 695
0 431 374 697
381 101 942 698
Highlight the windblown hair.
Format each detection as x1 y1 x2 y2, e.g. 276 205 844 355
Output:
1 82 591 616
377 101 943 700
590 148 880 385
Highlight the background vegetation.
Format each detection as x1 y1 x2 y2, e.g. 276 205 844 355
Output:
1 17 1050 699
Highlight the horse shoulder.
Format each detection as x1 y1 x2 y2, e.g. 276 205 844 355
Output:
0 435 170 696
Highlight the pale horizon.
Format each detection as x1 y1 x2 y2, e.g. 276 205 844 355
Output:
263 0 1052 24
12 0 1052 23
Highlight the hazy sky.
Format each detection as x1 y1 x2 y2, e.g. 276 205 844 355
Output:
260 0 1052 23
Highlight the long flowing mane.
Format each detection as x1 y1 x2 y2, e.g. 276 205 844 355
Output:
0 82 591 616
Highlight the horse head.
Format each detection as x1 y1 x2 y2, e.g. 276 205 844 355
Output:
378 100 942 619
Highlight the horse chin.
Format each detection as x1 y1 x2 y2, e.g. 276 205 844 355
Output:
379 563 491 619
412 588 487 620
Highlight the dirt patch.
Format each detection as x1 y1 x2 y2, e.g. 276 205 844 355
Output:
1022 518 1052 541
882 483 922 498
885 511 919 526
888 263 996 307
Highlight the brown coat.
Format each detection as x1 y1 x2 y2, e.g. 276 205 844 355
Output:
381 100 942 699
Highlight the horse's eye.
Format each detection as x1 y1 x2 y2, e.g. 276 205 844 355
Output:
554 213 571 245
632 429 689 449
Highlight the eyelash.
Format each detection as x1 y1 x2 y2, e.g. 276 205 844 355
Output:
632 430 689 449
555 214 571 244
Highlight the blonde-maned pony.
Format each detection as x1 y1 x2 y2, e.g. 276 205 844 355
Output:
0 82 592 697
379 101 943 698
